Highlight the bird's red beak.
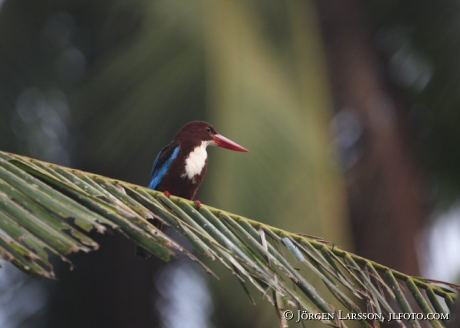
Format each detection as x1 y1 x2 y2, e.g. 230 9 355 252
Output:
213 134 249 152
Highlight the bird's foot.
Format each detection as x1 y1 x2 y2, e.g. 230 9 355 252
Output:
194 200 201 209
164 191 171 198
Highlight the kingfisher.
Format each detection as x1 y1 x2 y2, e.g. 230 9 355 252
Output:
136 120 248 258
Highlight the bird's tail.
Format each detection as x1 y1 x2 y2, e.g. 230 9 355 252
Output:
135 245 153 259
135 218 163 259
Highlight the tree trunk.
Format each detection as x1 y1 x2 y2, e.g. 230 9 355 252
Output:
318 0 426 276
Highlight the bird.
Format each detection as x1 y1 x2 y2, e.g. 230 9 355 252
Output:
136 120 249 259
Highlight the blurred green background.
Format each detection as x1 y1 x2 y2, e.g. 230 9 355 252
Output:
0 0 459 327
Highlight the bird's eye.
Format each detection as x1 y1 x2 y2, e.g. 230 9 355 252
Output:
206 127 212 133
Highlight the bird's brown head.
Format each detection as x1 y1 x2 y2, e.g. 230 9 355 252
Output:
175 121 249 152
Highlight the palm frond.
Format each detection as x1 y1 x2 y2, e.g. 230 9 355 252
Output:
0 150 456 327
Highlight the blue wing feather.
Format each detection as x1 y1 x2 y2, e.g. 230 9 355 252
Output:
148 145 180 189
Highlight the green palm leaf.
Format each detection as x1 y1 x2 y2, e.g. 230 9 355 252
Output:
0 150 456 327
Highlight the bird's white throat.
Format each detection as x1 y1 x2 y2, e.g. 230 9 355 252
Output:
181 140 214 182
